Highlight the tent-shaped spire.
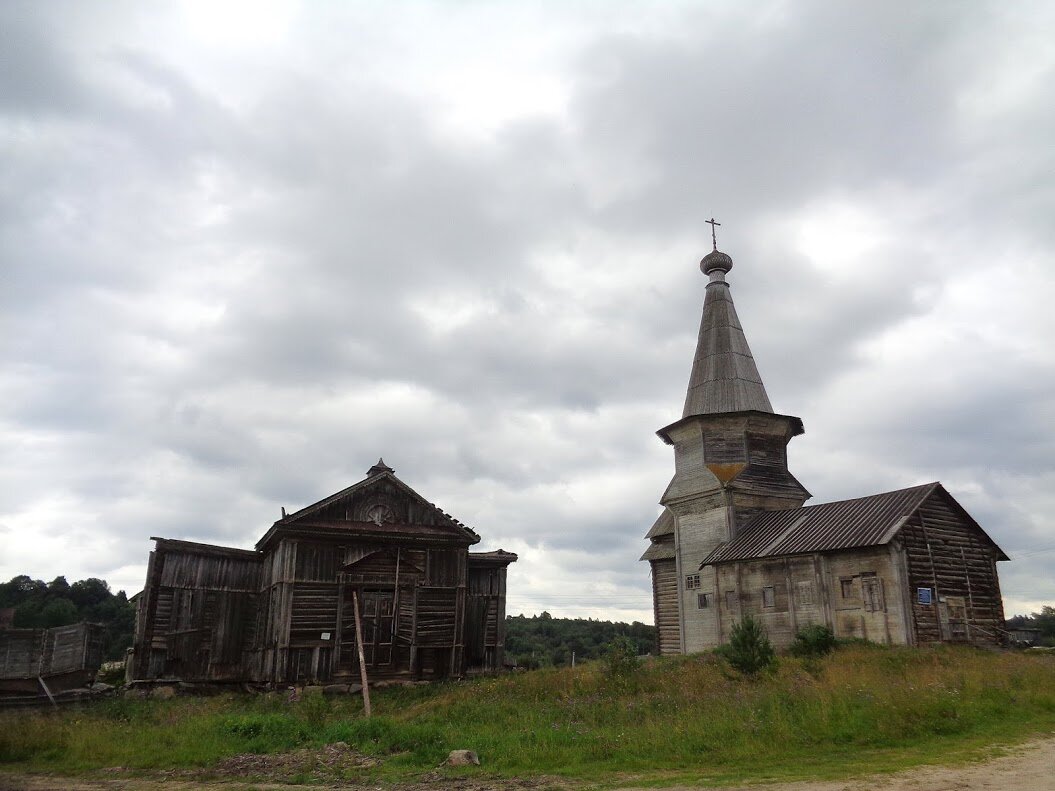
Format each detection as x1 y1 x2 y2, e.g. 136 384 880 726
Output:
683 247 773 417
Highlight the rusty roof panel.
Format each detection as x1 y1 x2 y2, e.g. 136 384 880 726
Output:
702 482 938 565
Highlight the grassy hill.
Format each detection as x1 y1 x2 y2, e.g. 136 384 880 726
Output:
3 644 1054 786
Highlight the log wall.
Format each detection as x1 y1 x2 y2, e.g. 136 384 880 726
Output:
899 491 1005 646
650 558 680 655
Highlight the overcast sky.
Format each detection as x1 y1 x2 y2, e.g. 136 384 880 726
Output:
2 1 1053 623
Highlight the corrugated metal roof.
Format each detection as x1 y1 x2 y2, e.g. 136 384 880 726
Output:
682 266 774 418
702 482 939 565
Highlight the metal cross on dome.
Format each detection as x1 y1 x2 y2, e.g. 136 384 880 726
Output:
705 217 721 251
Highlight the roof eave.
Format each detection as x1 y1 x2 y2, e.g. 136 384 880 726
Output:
657 410 804 445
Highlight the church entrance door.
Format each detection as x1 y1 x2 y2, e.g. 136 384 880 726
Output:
344 588 395 668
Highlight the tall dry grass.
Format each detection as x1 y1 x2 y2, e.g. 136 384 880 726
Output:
2 644 1053 783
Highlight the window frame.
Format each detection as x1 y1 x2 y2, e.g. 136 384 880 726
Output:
761 585 776 608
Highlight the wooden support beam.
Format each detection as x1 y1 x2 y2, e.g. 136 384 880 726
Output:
352 591 371 717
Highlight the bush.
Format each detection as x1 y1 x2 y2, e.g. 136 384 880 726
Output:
723 615 775 675
789 624 836 658
603 635 640 678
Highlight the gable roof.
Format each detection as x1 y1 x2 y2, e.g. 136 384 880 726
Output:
255 462 479 550
701 482 993 566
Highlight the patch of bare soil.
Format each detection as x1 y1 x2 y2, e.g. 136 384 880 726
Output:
1 737 1053 791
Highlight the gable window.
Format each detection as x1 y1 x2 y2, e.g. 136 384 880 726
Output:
761 586 776 608
685 574 701 590
698 592 712 609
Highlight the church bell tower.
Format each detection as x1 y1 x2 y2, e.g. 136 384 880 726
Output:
643 229 810 653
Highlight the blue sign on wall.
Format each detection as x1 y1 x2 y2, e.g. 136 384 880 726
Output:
917 587 933 605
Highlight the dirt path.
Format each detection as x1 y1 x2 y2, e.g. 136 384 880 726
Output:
2 737 1053 791
624 737 1055 791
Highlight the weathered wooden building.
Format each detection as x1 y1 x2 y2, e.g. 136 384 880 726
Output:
0 622 106 698
131 460 516 684
642 243 1008 652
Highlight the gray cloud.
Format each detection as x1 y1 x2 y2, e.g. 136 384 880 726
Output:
1 0 1052 618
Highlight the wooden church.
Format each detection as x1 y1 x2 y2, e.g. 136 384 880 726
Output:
642 238 1008 652
130 460 516 684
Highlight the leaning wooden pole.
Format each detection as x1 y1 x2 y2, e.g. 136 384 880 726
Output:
352 591 372 717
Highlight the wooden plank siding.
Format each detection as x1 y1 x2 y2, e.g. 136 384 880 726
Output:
0 622 106 695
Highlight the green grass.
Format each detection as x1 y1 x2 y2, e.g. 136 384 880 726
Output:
2 645 1054 786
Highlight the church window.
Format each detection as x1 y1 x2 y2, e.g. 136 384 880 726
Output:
862 574 884 612
794 580 816 606
761 586 776 608
698 592 712 609
685 574 701 589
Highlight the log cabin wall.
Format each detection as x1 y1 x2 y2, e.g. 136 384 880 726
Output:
898 491 1006 646
649 557 680 655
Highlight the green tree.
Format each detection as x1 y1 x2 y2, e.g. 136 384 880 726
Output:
70 578 111 608
40 598 79 628
48 576 71 597
723 615 776 675
1035 606 1055 646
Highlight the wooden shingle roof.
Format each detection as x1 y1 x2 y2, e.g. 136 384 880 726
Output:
682 252 774 417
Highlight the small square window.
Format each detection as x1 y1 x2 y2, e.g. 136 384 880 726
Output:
762 586 775 608
698 592 711 609
917 587 933 605
685 574 701 590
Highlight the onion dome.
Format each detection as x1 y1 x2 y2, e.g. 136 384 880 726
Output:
700 248 733 275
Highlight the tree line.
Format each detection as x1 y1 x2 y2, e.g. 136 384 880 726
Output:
504 611 655 668
1006 606 1055 646
0 574 136 661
